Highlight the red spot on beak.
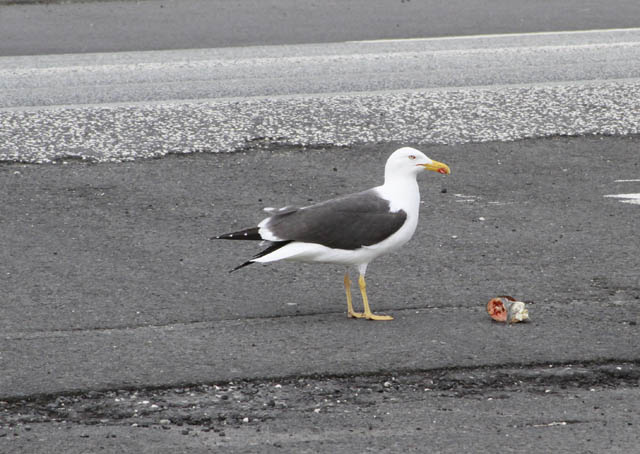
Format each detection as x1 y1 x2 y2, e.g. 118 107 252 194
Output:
437 168 447 174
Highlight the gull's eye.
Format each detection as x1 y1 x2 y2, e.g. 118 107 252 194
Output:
408 155 416 160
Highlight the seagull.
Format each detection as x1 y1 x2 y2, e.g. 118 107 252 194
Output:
215 147 450 321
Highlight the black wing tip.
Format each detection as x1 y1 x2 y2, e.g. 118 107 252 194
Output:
214 227 262 241
230 261 253 273
228 241 292 273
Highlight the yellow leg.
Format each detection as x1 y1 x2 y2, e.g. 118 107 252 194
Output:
358 275 393 321
344 273 364 318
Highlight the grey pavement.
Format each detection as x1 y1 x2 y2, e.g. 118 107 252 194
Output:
2 0 640 56
2 136 639 398
1 9 640 452
2 367 639 453
1 137 640 452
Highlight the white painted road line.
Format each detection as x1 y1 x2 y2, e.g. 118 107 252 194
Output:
604 194 640 205
348 27 640 44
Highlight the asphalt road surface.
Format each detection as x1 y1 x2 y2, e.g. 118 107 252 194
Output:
2 137 640 452
2 0 640 56
1 2 640 452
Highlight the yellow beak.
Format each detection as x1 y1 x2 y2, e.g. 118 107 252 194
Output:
420 159 451 175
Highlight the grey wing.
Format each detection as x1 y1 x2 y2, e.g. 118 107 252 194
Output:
263 189 407 250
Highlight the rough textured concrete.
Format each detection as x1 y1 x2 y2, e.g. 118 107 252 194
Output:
3 29 640 163
2 364 639 453
4 81 640 164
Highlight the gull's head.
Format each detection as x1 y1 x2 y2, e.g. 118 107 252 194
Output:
384 147 451 180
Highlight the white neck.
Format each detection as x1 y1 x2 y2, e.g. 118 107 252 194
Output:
378 174 420 215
